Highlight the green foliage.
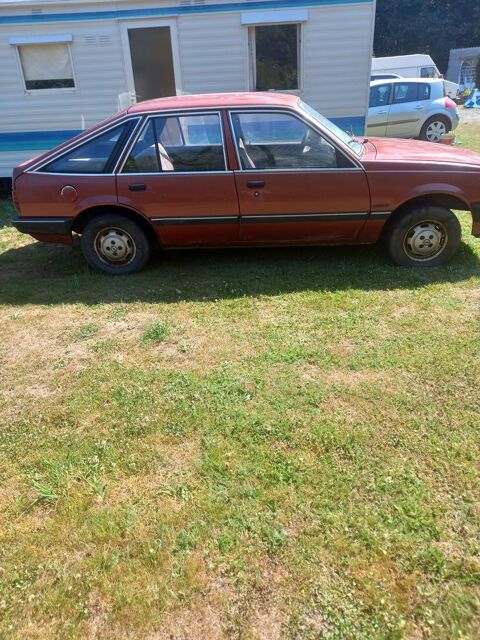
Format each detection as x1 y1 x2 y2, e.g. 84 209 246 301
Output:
375 0 480 73
141 320 169 345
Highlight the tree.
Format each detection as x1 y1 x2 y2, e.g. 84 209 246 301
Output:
374 0 480 73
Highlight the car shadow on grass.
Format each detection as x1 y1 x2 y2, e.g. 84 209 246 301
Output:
0 237 478 306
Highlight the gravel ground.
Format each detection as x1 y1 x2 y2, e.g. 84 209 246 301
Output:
459 106 480 123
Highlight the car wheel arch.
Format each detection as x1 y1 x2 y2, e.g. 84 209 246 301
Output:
381 193 470 237
72 205 159 247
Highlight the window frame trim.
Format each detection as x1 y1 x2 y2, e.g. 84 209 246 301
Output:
13 39 77 95
247 22 303 94
117 110 229 176
228 108 362 173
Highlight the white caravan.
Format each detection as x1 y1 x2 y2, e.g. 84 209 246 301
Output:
371 54 459 98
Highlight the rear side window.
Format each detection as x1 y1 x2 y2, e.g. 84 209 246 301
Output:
418 83 431 101
123 113 225 173
40 122 131 174
392 83 419 104
369 84 391 107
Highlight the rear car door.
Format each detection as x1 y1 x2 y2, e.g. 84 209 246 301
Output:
367 83 392 137
386 82 430 138
116 111 239 247
229 110 371 244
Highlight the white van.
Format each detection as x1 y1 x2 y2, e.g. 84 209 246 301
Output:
371 54 459 98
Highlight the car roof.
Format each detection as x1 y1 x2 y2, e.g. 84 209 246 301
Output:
370 78 443 87
127 92 300 114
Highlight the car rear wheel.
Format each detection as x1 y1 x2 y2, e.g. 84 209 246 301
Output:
420 116 450 143
385 205 461 267
81 214 151 275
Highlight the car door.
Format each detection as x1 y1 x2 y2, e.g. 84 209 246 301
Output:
229 110 371 244
116 111 240 247
367 83 392 137
386 82 430 138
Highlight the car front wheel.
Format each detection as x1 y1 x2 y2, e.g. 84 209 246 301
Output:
385 205 461 267
81 214 152 275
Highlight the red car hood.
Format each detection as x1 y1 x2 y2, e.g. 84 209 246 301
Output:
363 137 480 167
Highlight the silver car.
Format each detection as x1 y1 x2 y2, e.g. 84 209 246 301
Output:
367 78 460 142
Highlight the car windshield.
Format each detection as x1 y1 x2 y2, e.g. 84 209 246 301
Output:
299 100 364 157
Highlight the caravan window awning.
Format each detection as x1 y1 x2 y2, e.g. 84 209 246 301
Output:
241 9 309 26
9 35 73 45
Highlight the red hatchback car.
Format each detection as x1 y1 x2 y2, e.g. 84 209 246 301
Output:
12 93 480 274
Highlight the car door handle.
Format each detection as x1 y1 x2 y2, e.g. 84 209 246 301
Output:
247 180 265 189
128 183 147 191
377 109 388 114
415 106 425 110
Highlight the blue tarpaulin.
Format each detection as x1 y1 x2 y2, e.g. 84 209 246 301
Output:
465 89 480 108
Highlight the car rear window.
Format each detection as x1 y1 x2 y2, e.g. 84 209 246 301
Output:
39 122 133 174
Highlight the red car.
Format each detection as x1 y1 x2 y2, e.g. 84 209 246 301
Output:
11 93 480 274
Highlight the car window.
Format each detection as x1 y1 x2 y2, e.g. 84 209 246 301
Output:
123 113 225 173
392 83 419 104
417 83 431 101
421 66 438 78
231 111 342 170
40 123 131 174
369 84 391 107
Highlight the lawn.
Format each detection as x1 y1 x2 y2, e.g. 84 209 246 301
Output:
0 121 479 639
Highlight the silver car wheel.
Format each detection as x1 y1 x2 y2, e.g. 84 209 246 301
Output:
94 227 137 266
403 220 448 262
425 120 447 142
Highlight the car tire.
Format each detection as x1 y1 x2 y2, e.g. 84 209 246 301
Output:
81 214 152 275
419 115 450 143
385 205 461 267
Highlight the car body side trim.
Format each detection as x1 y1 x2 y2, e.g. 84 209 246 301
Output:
152 216 238 226
151 212 392 226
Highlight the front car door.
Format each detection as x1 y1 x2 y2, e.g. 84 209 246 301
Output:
229 109 371 244
386 82 430 138
117 111 239 247
367 83 392 137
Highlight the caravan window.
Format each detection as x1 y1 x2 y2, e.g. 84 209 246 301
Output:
250 24 300 91
17 43 75 90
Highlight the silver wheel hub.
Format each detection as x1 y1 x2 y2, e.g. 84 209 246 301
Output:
94 228 136 266
404 221 447 261
426 121 446 142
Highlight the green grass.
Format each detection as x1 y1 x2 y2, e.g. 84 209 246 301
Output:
0 122 479 639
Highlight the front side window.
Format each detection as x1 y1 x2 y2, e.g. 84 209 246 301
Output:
393 83 419 104
369 84 391 108
40 123 130 174
231 111 345 170
421 66 438 78
251 24 300 91
123 113 225 173
17 43 74 90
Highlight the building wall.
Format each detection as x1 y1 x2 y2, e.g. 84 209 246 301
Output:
0 0 375 176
